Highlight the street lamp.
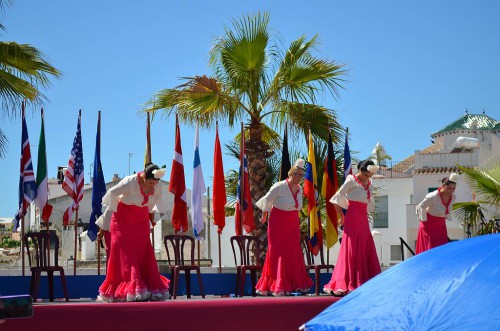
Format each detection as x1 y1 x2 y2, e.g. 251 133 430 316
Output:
128 152 135 175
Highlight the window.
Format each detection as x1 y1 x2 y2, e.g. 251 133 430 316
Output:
390 245 402 261
428 187 438 193
373 195 388 228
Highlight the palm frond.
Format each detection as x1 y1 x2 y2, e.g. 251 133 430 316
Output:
458 163 500 206
0 42 61 116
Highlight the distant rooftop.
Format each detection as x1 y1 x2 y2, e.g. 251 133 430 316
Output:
432 113 498 136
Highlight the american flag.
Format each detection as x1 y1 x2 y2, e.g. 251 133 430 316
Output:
62 111 84 226
13 104 37 231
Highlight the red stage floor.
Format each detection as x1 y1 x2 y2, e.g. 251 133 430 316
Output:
5 295 340 331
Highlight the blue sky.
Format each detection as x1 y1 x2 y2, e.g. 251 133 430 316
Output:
1 0 499 217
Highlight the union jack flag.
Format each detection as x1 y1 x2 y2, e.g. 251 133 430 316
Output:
62 111 84 225
13 103 37 231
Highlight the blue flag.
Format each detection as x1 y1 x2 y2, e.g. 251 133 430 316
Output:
88 112 106 241
191 121 206 240
343 132 352 183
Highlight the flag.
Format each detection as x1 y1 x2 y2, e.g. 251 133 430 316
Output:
191 121 206 240
321 131 340 248
169 115 188 233
212 124 227 234
303 129 322 255
343 130 352 183
13 103 37 231
235 124 254 235
88 112 106 241
62 111 84 226
279 122 291 181
34 109 53 222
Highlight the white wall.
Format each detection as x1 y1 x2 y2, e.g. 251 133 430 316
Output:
372 178 413 266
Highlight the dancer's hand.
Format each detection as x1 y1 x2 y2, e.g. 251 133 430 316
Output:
339 214 345 226
260 211 268 224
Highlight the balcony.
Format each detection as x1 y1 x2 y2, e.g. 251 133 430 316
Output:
415 150 478 169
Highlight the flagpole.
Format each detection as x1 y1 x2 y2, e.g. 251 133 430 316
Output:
96 111 102 276
145 112 156 252
20 101 26 277
73 210 78 275
73 109 82 277
97 238 101 275
239 122 244 235
21 215 25 276
206 186 211 264
218 232 222 274
42 108 51 268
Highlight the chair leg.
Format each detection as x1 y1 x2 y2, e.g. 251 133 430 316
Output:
240 268 246 297
59 270 70 302
235 269 241 297
48 271 54 302
169 271 175 297
250 270 257 297
315 271 320 295
173 269 179 299
32 270 41 302
196 269 205 298
185 270 191 299
29 271 36 299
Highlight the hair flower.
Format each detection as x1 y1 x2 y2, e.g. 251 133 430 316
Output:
448 173 459 183
152 168 166 179
367 165 379 173
294 158 306 171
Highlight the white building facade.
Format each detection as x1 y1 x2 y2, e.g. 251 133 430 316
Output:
367 112 499 267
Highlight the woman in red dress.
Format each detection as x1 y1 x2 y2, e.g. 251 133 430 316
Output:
323 160 381 297
415 173 458 254
97 163 170 302
255 159 313 296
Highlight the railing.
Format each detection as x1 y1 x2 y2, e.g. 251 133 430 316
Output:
373 160 414 179
415 151 478 168
399 237 415 261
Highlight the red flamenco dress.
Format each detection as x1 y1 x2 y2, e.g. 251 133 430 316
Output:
416 189 454 254
324 175 381 294
255 180 313 296
98 174 169 302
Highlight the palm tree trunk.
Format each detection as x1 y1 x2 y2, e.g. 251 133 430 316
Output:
246 119 274 262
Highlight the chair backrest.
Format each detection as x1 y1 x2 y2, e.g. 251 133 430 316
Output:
163 234 196 266
301 235 327 266
230 235 262 267
24 232 60 268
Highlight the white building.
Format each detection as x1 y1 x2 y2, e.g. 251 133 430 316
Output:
366 112 499 267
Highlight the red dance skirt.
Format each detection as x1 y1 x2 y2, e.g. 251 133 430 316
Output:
416 212 448 254
98 202 169 301
324 200 381 293
256 207 313 295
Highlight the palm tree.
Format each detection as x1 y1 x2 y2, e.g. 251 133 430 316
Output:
0 0 62 157
453 161 500 237
144 12 346 234
370 141 392 167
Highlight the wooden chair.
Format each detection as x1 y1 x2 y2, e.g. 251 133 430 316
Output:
163 234 205 299
24 232 69 302
301 236 334 295
230 235 263 297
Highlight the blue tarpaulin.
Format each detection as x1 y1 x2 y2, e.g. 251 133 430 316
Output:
303 233 500 331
